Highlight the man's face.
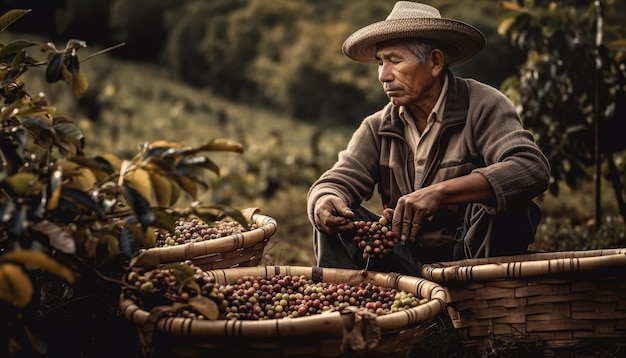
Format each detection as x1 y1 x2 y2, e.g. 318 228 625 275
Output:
375 40 437 107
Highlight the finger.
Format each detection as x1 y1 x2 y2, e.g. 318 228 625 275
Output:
382 208 394 222
391 206 403 239
409 215 422 242
333 199 354 220
401 211 413 242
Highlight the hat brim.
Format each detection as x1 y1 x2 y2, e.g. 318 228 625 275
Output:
342 18 486 67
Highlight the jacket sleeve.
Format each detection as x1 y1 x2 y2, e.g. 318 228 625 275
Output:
467 80 551 211
306 114 383 225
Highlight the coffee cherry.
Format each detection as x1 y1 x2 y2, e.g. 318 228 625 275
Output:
128 262 429 321
154 218 258 247
352 216 399 260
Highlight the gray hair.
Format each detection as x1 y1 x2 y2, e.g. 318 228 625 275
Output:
405 39 450 68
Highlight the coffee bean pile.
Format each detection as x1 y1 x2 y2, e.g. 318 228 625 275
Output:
352 217 400 260
154 218 258 247
124 261 428 321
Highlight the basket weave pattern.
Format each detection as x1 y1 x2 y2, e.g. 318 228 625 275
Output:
120 265 448 357
422 248 626 356
131 208 277 270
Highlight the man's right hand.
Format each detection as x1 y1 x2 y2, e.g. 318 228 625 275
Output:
313 195 355 234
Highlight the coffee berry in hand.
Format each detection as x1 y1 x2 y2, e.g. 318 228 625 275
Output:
352 216 399 260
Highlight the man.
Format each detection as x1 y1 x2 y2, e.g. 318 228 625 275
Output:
307 1 551 276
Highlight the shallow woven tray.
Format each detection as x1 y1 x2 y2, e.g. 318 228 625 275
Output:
120 265 447 357
130 208 277 270
421 248 626 356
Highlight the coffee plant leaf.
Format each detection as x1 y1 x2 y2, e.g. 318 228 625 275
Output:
0 250 77 283
151 208 177 234
0 39 38 58
20 117 55 150
45 168 62 210
192 204 248 230
70 70 88 97
147 140 186 150
67 52 79 74
5 172 35 195
119 226 139 259
63 165 98 192
61 186 105 216
162 262 196 279
53 121 85 153
0 9 30 33
177 175 197 201
10 50 25 68
126 167 152 205
149 172 177 207
191 138 244 154
189 295 220 320
97 153 122 172
0 262 34 308
45 52 64 84
122 184 154 230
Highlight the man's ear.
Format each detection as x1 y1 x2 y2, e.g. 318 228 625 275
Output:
430 49 445 76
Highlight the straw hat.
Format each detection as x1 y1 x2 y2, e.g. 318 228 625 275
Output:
342 1 486 66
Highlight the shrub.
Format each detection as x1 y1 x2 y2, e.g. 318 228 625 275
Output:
0 9 246 355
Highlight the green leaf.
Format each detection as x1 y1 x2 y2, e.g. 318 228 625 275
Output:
0 9 31 32
119 226 138 259
189 296 220 320
1 65 27 86
0 39 38 58
5 172 35 195
54 121 85 154
122 184 155 230
161 262 196 279
91 155 118 174
67 53 80 74
61 187 105 216
181 156 220 176
151 208 177 234
71 70 88 97
189 138 244 155
193 204 249 230
45 52 64 84
149 172 178 207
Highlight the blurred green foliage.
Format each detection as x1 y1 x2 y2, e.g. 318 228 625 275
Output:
498 0 626 225
0 0 522 123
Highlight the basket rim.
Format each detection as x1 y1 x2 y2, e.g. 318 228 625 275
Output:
120 265 447 338
130 208 277 268
422 248 626 283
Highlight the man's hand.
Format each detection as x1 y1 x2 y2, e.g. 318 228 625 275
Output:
314 196 355 234
388 173 494 243
390 188 443 242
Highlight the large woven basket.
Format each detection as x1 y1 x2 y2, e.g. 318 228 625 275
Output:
421 248 626 357
120 265 447 357
130 207 277 270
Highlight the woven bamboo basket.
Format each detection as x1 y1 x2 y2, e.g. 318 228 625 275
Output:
120 265 448 357
421 248 626 357
130 207 277 270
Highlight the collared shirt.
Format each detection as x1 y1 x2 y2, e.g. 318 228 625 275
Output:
399 76 448 188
